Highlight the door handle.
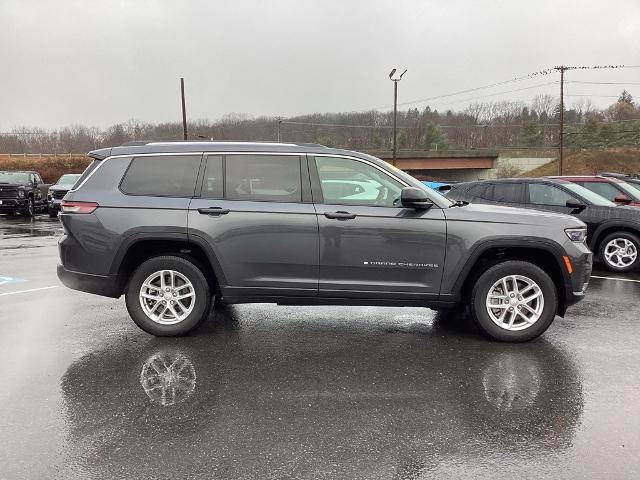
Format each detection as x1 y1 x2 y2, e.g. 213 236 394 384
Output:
197 207 230 216
324 211 356 220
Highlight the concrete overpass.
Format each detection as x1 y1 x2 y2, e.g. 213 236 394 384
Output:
367 150 499 182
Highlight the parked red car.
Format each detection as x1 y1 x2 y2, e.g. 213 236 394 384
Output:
548 176 640 207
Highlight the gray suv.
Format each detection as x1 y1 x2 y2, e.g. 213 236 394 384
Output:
57 142 592 341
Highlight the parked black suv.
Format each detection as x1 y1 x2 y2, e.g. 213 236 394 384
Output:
57 142 592 341
444 177 640 272
47 173 82 218
0 170 50 216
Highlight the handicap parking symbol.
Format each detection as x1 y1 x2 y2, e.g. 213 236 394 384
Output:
0 276 26 286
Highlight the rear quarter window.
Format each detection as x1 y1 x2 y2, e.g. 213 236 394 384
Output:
120 155 202 197
71 159 101 190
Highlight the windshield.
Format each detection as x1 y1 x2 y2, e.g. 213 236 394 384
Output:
564 182 616 206
57 174 81 186
0 171 30 184
618 181 640 201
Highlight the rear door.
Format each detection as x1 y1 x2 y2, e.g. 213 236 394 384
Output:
310 155 446 300
188 153 319 298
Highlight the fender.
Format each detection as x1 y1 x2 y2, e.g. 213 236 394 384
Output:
108 231 228 287
446 236 570 300
589 220 640 251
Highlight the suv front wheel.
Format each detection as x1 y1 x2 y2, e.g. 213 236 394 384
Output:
598 232 639 272
470 260 558 342
125 256 211 336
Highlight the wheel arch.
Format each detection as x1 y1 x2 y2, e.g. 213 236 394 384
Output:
110 233 226 296
451 239 569 316
590 222 640 253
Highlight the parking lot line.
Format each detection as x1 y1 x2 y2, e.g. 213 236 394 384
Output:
0 286 58 297
590 275 640 284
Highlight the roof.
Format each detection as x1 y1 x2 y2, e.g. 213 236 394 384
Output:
547 175 624 183
453 177 571 186
87 140 367 161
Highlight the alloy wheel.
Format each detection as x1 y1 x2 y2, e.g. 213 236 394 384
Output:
603 238 637 269
485 275 544 331
139 270 196 325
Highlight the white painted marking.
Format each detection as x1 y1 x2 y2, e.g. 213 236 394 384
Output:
591 275 640 284
0 286 58 296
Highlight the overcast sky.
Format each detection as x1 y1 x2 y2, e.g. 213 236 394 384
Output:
1 0 639 130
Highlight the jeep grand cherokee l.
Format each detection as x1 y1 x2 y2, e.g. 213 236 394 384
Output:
57 142 592 342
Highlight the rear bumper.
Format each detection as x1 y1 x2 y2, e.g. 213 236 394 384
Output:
57 264 121 298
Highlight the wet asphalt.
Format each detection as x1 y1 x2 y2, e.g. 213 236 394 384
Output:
0 216 639 480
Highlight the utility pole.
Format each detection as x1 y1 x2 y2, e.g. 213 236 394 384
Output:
556 66 566 175
180 77 188 141
277 117 282 142
389 68 407 166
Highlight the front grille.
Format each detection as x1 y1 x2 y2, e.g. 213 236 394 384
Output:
53 190 67 199
0 188 18 198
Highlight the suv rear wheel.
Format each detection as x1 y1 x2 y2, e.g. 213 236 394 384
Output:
470 260 558 342
125 256 211 336
599 232 639 272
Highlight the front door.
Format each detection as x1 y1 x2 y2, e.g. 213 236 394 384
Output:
310 155 446 300
188 153 319 298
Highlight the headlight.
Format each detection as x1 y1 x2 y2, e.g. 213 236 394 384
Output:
17 189 25 198
565 227 587 243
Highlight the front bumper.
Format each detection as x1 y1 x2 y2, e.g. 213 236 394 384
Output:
57 264 121 298
561 247 593 313
48 198 63 211
0 198 28 211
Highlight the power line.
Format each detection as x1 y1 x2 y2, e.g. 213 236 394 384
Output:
568 81 640 86
426 82 558 109
360 68 556 111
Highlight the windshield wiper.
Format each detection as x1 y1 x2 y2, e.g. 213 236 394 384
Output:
449 200 469 207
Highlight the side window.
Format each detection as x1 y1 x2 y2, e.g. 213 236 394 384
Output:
201 155 223 198
468 183 493 200
225 155 301 202
576 181 621 201
493 183 523 203
314 156 403 207
528 183 574 206
120 155 201 197
73 160 101 189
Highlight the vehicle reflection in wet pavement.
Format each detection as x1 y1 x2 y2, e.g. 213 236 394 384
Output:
59 309 584 479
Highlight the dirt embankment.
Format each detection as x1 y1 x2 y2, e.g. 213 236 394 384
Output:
526 148 640 177
0 155 90 183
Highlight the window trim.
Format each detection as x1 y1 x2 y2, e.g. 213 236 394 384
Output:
309 154 411 208
118 153 205 198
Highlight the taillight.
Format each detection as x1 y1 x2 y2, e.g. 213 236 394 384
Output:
61 201 99 214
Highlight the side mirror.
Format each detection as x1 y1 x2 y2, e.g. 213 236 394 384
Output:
566 199 586 213
614 194 632 206
401 187 433 210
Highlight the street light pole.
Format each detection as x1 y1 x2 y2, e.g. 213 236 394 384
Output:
180 77 188 141
389 68 407 166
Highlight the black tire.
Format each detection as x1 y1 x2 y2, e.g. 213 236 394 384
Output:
470 260 558 342
125 256 211 336
49 209 58 218
22 197 34 217
598 231 640 273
